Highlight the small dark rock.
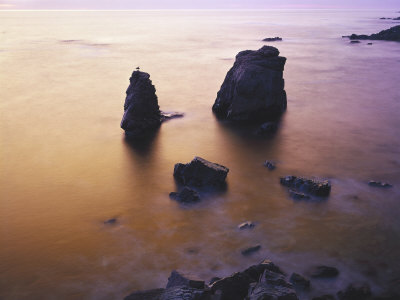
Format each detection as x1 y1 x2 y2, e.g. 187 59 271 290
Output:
367 43 373 45
104 218 117 224
289 190 311 200
166 270 205 290
262 37 283 41
308 266 339 278
289 273 310 290
238 221 256 230
312 295 336 300
241 244 261 256
368 180 392 188
169 187 201 203
393 17 400 21
280 176 331 197
161 111 184 121
255 122 278 135
337 283 372 300
173 157 229 187
124 288 165 300
263 160 276 170
350 40 361 43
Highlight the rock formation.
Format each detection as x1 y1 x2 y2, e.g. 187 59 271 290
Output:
212 46 287 123
173 157 229 187
280 176 331 197
120 70 183 138
348 25 400 42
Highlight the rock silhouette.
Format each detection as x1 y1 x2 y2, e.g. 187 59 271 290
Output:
212 46 287 123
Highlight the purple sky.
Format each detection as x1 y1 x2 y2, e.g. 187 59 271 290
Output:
0 0 398 10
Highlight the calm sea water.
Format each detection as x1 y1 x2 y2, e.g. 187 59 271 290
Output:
0 9 400 300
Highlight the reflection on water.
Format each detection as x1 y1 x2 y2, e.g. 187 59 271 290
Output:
0 9 400 300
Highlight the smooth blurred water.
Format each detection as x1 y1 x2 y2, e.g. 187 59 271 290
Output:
0 9 400 300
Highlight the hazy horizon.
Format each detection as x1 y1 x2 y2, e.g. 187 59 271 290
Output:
0 0 399 10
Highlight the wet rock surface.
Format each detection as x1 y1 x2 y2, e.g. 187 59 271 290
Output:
169 187 201 203
212 46 287 123
173 157 229 187
280 176 331 197
289 190 311 200
255 122 278 135
348 25 400 42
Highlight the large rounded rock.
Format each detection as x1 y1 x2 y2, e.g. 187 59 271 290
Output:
121 70 162 137
212 46 287 122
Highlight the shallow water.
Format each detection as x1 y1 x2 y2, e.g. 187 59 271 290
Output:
1 9 400 300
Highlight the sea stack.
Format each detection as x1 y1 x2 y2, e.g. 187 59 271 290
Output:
120 70 162 138
212 46 287 123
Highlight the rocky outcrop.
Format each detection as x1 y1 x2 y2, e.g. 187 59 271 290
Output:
212 46 287 123
121 71 162 137
280 176 331 197
120 70 183 138
348 25 400 42
262 37 283 41
173 157 229 187
124 288 165 300
169 187 201 203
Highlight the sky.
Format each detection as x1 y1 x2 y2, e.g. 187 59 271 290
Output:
0 0 399 10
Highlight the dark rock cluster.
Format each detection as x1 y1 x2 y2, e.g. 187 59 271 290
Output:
348 25 400 42
262 37 283 41
280 176 331 197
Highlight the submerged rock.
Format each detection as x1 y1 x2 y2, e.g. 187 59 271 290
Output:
212 46 287 123
263 160 276 170
348 25 400 42
263 37 283 41
280 176 331 197
238 221 256 230
241 244 261 256
350 40 361 44
173 157 229 187
368 180 392 188
103 218 117 224
308 266 339 278
121 70 162 138
337 283 372 300
169 187 201 203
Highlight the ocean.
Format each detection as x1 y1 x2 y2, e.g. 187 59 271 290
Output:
0 9 399 300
